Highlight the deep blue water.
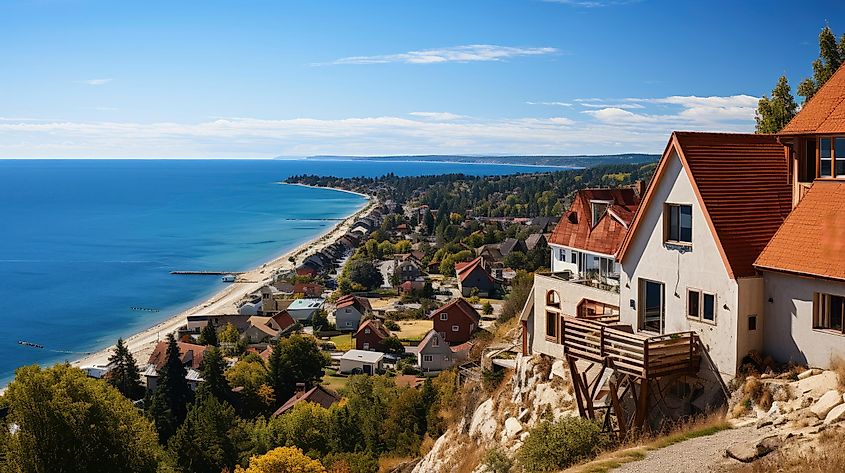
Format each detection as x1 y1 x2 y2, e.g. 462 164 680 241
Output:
0 159 562 383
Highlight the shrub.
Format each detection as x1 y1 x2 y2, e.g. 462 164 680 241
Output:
518 417 606 472
384 319 400 331
481 369 504 392
483 448 514 473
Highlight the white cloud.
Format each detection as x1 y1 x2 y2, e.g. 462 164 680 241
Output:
543 0 639 7
409 112 465 121
583 94 759 126
525 101 573 107
324 45 558 65
79 78 113 86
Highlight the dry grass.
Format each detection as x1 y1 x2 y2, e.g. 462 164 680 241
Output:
831 356 845 391
736 426 845 473
568 412 731 473
377 456 414 473
394 320 433 340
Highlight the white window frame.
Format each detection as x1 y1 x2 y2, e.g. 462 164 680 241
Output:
422 355 433 363
440 313 448 321
686 288 716 325
452 325 459 332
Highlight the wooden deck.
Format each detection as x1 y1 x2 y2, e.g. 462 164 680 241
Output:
561 316 700 379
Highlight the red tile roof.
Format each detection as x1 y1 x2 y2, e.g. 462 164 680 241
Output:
271 311 297 332
271 385 340 417
755 181 845 281
147 341 208 370
618 132 792 278
335 294 372 312
549 187 640 256
780 64 845 135
428 298 480 324
354 319 391 339
455 256 494 284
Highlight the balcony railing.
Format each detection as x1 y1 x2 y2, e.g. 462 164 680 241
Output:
542 271 620 294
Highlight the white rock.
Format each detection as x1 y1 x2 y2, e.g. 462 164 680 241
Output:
767 401 781 417
793 371 839 398
551 359 567 380
811 389 843 419
825 403 845 424
519 431 530 442
797 369 815 380
468 399 498 442
504 417 523 439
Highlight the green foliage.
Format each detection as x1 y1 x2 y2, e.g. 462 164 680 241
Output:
322 452 379 473
198 346 231 402
482 301 494 315
340 259 384 292
518 417 607 472
105 337 144 400
797 26 845 102
267 334 329 403
481 368 505 391
149 334 193 443
219 322 246 356
383 319 400 331
499 270 533 323
198 323 219 346
756 75 798 133
2 364 161 472
167 394 247 473
484 448 515 473
235 446 326 473
381 336 406 355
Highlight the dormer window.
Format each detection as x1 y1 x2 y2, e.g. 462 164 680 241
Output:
590 200 612 227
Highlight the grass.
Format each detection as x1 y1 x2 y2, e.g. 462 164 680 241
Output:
321 368 350 392
568 413 732 473
330 333 354 351
394 319 433 341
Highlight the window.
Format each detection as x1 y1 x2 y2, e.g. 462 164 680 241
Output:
837 138 845 177
439 313 448 321
432 336 439 347
687 289 716 324
452 325 459 332
666 204 692 244
590 201 610 226
821 138 833 177
363 343 370 350
814 293 845 333
546 290 561 308
545 311 557 339
423 355 433 362
571 250 578 264
364 328 371 334
559 248 565 261
748 315 757 331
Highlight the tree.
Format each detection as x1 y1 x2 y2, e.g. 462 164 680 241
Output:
755 76 798 133
167 394 245 473
105 338 144 400
482 301 494 315
198 346 230 402
219 322 245 356
503 251 528 271
149 334 193 443
268 335 329 403
344 259 383 291
227 357 274 417
798 26 844 102
499 270 533 322
235 446 325 473
381 336 405 356
2 364 161 473
198 323 218 346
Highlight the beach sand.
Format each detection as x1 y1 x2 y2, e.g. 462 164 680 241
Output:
71 186 372 370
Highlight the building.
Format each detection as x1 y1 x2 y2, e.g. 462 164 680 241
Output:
271 385 341 417
525 233 548 252
334 294 372 332
293 282 324 298
416 330 470 372
455 256 498 297
243 311 297 343
394 254 423 282
287 298 324 322
339 349 384 374
616 132 791 378
354 319 391 351
428 298 480 344
144 341 209 391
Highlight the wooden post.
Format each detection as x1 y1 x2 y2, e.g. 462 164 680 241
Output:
600 325 606 358
609 380 626 439
567 355 586 418
635 379 650 433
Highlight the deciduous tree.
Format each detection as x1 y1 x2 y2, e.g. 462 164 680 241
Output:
755 76 798 133
235 446 325 473
267 335 328 403
798 26 845 102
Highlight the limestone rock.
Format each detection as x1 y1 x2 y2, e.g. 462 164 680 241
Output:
824 403 845 425
469 399 497 442
810 389 842 419
550 359 567 380
726 436 780 463
503 417 522 440
797 369 815 380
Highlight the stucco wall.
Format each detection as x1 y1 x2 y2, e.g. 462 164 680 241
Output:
618 151 741 378
762 270 845 369
335 307 362 332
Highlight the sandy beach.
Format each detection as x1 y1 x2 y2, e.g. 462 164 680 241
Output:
71 185 373 370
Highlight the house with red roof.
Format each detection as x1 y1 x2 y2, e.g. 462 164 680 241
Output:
428 298 480 344
334 294 372 332
144 341 209 391
271 385 340 417
455 256 498 297
616 131 792 378
353 319 391 351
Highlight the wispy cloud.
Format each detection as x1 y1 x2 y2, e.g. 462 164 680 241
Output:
323 45 558 65
543 0 639 7
409 112 465 121
79 78 113 86
582 94 759 125
525 101 573 107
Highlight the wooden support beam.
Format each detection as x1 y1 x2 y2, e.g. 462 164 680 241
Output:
634 379 650 434
567 355 587 418
609 380 627 439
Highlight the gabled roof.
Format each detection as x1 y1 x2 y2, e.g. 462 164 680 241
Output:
455 256 494 284
779 64 845 135
148 341 208 371
525 233 547 251
618 132 792 278
336 294 372 313
755 181 845 281
272 385 340 417
550 187 640 256
429 298 481 324
271 311 297 332
354 319 390 339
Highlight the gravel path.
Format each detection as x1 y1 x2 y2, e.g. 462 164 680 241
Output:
613 425 762 473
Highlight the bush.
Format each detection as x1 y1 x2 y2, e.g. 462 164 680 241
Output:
483 448 514 473
384 319 400 331
481 368 504 392
518 417 607 472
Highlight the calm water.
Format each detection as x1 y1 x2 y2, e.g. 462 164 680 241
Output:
0 159 562 383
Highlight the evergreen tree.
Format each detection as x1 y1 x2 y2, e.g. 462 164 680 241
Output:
167 394 244 473
197 346 230 402
105 338 144 400
149 334 193 443
798 26 844 102
267 334 328 403
755 75 798 134
198 323 218 346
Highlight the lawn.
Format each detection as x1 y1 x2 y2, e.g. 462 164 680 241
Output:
394 319 433 341
329 333 354 351
322 368 350 392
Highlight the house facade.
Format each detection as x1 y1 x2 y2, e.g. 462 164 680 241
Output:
354 319 391 351
339 349 384 374
334 294 372 332
456 256 497 297
429 298 480 344
416 330 470 372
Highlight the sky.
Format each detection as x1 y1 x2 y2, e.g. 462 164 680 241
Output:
1 0 843 158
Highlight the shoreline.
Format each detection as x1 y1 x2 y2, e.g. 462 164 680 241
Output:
69 186 373 372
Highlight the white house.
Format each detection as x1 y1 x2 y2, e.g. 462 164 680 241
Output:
287 298 324 322
415 330 470 372
616 131 791 379
339 349 384 375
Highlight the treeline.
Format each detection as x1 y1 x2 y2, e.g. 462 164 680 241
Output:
287 162 657 218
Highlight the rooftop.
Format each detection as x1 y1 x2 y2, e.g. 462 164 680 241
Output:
341 349 385 363
780 64 845 135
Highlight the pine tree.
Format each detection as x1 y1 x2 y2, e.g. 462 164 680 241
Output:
197 346 230 402
148 334 193 443
198 323 218 346
167 394 244 473
755 76 798 133
105 338 144 400
798 26 844 102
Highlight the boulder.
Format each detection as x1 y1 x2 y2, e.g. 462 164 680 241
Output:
550 359 567 380
503 417 523 440
797 369 815 380
824 403 845 425
469 399 497 442
726 436 781 463
810 389 842 419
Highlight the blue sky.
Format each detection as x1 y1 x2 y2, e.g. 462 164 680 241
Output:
1 0 842 157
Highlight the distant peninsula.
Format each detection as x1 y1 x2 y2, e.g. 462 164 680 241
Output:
279 153 660 168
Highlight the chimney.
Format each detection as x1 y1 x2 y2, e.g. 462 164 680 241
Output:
633 180 647 198
295 382 306 393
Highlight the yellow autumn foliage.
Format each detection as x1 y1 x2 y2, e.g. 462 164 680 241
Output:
235 446 326 473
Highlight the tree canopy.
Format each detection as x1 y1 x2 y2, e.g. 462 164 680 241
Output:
149 334 193 443
105 337 144 400
235 446 325 473
798 26 845 102
267 334 329 403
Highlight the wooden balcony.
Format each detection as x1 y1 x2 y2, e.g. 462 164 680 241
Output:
561 316 700 379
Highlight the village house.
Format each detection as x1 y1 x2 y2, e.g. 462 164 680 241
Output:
415 329 471 372
616 132 791 379
144 340 209 391
354 319 391 351
428 298 480 344
394 254 423 282
455 256 498 297
271 384 341 417
243 311 297 343
525 233 548 252
399 280 426 294
293 282 324 298
334 294 372 331
259 285 294 313
339 349 384 374
286 298 324 322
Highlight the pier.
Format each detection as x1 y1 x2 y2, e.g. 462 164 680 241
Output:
170 271 245 275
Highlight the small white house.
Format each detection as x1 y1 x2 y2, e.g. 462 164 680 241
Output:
287 298 325 322
339 349 384 375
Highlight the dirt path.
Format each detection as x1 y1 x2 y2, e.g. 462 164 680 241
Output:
612 425 760 473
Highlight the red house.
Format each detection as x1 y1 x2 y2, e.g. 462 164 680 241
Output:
354 319 391 351
428 298 480 344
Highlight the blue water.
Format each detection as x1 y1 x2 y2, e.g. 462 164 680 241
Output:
0 158 562 383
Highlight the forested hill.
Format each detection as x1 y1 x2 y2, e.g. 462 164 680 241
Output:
286 162 656 218
292 153 659 168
